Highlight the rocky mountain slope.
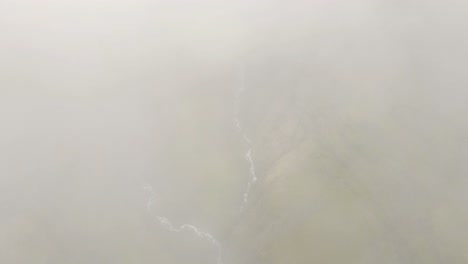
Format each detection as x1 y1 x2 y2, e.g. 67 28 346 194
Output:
1 1 468 263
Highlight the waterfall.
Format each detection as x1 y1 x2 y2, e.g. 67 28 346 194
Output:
234 64 259 212
139 64 259 263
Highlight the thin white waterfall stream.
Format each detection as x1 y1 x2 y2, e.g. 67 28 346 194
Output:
142 182 224 264
139 65 258 263
235 64 259 212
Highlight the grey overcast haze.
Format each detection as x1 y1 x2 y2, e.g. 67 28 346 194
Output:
1 1 468 263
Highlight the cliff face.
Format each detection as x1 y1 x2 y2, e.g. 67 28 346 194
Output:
224 4 468 262
227 83 468 263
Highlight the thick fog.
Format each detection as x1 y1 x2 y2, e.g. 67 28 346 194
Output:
1 1 468 263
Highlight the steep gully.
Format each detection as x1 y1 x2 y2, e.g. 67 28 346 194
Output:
140 65 259 264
